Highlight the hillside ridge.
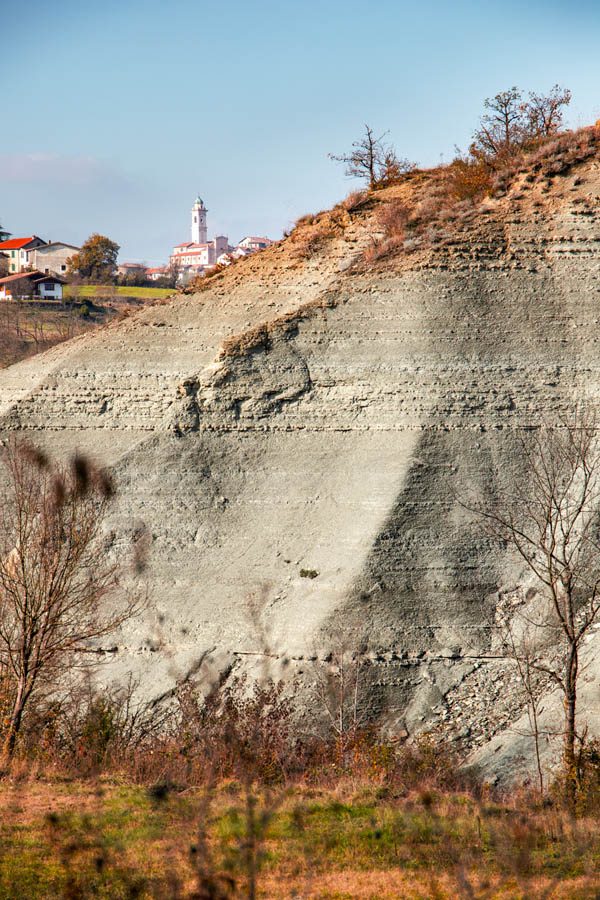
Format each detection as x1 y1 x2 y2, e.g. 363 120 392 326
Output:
2 132 600 783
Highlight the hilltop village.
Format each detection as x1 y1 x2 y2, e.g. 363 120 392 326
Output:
0 195 273 298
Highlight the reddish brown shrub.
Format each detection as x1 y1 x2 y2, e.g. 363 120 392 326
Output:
445 157 494 202
378 198 410 237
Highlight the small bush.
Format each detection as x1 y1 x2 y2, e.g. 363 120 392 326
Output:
445 156 494 202
342 190 369 212
289 218 335 259
379 198 410 237
364 199 410 261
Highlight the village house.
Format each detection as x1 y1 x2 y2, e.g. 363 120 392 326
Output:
0 271 66 300
0 236 47 274
237 236 273 251
117 262 148 277
25 241 80 276
146 266 169 281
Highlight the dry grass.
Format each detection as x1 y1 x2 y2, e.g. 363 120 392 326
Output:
2 777 600 899
364 123 600 267
289 217 337 259
3 672 600 899
287 194 370 260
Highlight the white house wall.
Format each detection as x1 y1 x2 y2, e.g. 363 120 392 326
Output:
27 245 75 276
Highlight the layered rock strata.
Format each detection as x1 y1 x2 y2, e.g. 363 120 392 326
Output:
1 150 600 780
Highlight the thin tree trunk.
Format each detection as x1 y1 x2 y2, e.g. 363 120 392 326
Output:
564 646 578 810
2 679 26 762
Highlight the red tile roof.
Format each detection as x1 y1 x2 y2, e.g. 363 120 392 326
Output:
0 236 40 250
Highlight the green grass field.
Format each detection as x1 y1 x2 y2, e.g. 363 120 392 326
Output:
63 285 173 300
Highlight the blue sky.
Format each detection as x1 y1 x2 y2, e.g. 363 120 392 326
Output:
3 0 599 263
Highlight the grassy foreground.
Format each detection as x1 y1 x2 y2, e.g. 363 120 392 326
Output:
2 776 600 900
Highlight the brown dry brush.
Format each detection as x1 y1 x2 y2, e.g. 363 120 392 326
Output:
288 191 373 259
289 214 338 259
366 119 600 266
0 300 94 369
7 669 600 899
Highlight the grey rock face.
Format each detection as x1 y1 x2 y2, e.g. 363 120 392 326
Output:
1 162 600 782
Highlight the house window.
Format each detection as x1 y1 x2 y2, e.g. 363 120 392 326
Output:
11 251 15 258
61 265 66 271
45 283 54 292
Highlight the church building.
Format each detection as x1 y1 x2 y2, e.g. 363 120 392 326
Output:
169 197 231 277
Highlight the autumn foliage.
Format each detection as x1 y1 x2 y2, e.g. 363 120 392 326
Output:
66 233 120 282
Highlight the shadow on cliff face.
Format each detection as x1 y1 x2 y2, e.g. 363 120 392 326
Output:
317 425 530 726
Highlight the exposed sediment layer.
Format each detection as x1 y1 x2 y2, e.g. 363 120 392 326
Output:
2 150 600 781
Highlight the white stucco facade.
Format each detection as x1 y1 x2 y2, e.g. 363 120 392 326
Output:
191 197 208 244
170 196 232 278
26 242 79 276
168 197 272 281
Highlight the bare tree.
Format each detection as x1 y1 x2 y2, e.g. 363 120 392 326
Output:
312 630 369 763
527 84 571 138
166 257 181 289
471 87 528 164
330 125 415 190
471 85 571 165
495 591 549 795
465 405 600 805
0 440 139 762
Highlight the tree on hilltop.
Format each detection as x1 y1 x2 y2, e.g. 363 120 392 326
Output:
471 84 571 165
67 234 120 283
330 125 416 190
0 222 10 243
526 84 572 138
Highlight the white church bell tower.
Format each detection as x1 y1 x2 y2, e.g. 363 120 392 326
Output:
191 195 207 244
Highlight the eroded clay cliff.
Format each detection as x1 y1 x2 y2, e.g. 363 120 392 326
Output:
2 134 600 782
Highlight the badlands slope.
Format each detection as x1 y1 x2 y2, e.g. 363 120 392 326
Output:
2 140 600 779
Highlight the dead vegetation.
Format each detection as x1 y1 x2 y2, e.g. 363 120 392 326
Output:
4 692 600 899
287 207 349 259
364 123 600 266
